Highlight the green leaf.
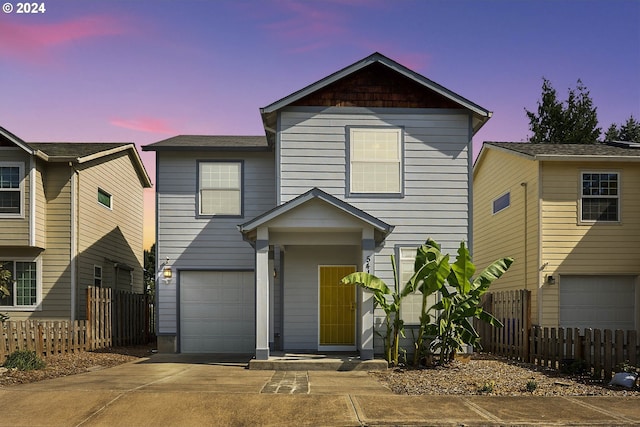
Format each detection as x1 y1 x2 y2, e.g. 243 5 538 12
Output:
341 272 391 294
471 257 514 293
449 242 475 294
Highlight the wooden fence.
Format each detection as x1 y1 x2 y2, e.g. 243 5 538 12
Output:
476 290 640 381
0 286 153 363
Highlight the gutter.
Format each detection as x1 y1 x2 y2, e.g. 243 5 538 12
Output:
70 164 79 322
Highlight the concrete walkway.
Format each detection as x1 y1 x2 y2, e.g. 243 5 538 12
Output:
1 354 639 426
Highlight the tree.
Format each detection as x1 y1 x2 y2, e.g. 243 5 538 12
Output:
143 243 156 298
526 78 601 143
604 116 640 142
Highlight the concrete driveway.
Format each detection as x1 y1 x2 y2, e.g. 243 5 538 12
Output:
1 354 639 426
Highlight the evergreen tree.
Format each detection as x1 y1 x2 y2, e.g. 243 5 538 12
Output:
144 243 156 297
604 116 640 142
526 78 601 143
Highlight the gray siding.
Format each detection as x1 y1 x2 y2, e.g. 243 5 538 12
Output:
156 151 275 333
282 245 359 350
278 108 473 342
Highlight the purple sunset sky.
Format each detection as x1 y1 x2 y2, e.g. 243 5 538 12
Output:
1 0 638 248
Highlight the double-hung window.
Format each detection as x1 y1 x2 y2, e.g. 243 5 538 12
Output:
198 161 242 216
0 260 38 307
349 127 403 195
581 172 619 222
0 162 23 216
397 247 437 325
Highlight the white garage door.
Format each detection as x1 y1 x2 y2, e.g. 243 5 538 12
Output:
560 275 636 331
180 271 255 353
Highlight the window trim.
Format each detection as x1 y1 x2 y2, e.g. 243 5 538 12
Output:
346 126 404 198
97 188 113 210
196 160 244 218
492 191 511 215
94 265 103 287
0 161 25 218
579 171 621 224
0 257 42 311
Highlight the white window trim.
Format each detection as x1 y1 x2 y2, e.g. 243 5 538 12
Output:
197 160 243 217
0 161 25 218
94 265 103 287
579 171 621 224
0 256 42 311
398 246 423 326
97 187 113 210
348 127 403 196
492 191 511 215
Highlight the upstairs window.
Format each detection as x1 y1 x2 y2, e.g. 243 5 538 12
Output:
0 163 23 216
349 128 403 195
98 188 112 209
581 172 619 222
199 161 242 216
492 192 510 214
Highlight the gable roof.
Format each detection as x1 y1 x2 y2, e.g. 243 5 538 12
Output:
0 127 151 187
142 135 269 152
238 187 393 245
260 52 492 138
475 142 640 171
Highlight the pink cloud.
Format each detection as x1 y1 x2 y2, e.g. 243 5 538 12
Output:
110 117 176 135
0 15 127 63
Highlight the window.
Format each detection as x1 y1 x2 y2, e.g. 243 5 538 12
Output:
98 188 112 209
0 260 37 307
199 161 242 216
349 128 402 195
492 192 510 214
397 247 437 325
581 172 619 222
94 265 103 287
0 163 23 216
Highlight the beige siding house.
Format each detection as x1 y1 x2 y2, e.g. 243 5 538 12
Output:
473 142 640 332
0 127 151 321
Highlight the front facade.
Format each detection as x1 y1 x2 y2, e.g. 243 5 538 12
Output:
473 142 640 332
0 127 151 321
145 53 491 359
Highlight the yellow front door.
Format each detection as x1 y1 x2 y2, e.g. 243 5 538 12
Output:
319 265 357 346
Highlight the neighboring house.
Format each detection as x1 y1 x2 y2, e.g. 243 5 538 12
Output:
473 141 640 333
0 127 152 321
143 52 491 359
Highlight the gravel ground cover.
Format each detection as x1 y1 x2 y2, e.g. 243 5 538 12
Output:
0 344 154 387
373 353 640 396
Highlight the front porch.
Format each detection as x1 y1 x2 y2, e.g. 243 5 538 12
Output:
239 188 394 362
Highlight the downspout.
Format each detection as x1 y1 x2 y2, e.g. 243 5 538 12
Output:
70 163 79 322
29 156 36 247
521 182 528 290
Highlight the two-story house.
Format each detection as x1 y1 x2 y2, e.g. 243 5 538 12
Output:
0 126 151 321
143 52 491 359
473 141 640 333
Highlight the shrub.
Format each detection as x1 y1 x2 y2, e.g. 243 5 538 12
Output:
3 350 46 371
525 379 538 392
478 380 495 393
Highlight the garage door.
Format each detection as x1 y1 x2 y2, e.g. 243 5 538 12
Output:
180 271 255 353
560 275 636 331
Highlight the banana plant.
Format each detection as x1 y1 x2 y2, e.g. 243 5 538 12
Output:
423 242 513 364
340 256 405 366
0 262 11 299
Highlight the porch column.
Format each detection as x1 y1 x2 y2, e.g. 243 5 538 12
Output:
359 229 375 360
255 227 270 360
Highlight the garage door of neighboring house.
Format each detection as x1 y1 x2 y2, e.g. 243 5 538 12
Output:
180 271 255 353
559 275 637 332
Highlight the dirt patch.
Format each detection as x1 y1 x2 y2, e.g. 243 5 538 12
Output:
372 354 640 396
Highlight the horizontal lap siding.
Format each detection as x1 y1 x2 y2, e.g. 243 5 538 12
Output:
156 151 275 334
279 109 473 338
541 161 640 327
0 149 30 245
473 148 539 322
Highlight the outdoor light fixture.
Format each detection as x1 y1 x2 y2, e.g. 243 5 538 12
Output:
162 257 173 281
546 275 555 285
